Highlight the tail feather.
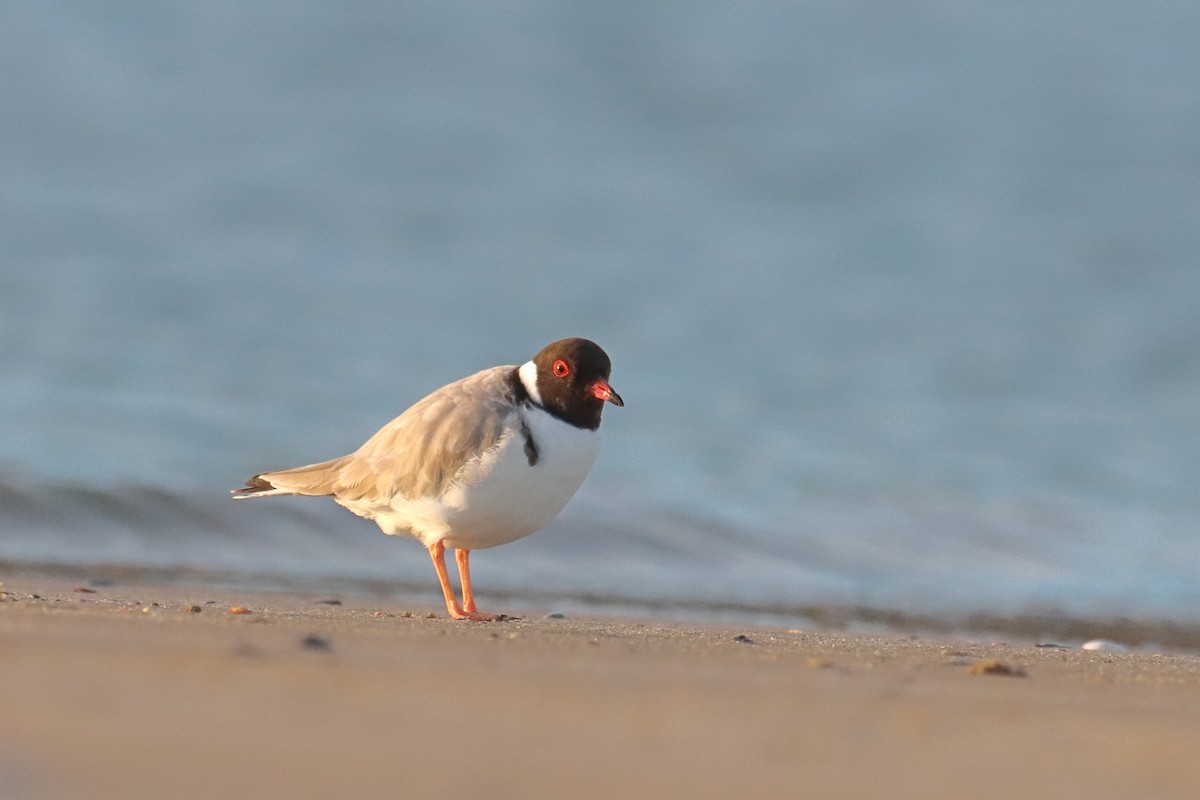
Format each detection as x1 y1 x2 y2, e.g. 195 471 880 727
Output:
230 457 347 499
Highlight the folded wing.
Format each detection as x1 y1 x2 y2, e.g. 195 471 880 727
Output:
232 365 521 502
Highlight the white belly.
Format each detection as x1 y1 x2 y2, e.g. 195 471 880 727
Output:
352 407 601 550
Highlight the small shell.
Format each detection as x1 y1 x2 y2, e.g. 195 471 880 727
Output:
1081 639 1127 652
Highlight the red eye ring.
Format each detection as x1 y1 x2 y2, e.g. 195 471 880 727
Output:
552 359 571 378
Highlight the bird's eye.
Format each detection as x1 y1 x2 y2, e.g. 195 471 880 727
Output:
552 359 571 378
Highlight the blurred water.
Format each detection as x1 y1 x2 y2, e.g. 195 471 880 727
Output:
3 1 1199 623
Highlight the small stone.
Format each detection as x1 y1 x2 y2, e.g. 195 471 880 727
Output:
228 606 252 615
545 612 567 620
733 634 756 645
969 659 1027 677
426 613 438 619
315 599 342 606
1082 639 1128 653
301 634 331 652
187 605 203 614
74 587 97 593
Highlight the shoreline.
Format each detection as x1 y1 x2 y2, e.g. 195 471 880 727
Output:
4 558 1200 651
3 569 1200 800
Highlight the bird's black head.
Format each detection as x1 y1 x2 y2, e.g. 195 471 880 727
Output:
526 337 623 430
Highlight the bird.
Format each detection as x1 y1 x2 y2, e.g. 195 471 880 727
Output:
232 337 623 621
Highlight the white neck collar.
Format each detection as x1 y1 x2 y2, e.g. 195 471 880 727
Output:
517 360 543 406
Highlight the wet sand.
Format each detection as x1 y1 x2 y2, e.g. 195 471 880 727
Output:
2 573 1199 800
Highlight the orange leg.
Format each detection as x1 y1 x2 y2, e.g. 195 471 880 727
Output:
426 541 499 621
456 548 477 613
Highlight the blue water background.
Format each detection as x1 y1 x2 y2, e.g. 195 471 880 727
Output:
3 2 1199 622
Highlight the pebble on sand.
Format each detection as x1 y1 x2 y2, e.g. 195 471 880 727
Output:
300 634 331 652
968 659 1028 677
1081 639 1128 652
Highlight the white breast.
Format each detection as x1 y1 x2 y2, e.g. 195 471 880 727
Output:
358 405 601 550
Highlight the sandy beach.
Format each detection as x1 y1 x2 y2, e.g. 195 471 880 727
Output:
2 571 1199 800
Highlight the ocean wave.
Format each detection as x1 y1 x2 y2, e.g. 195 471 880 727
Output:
2 476 1199 633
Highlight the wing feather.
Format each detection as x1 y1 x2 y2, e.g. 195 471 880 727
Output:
234 366 522 502
332 365 520 501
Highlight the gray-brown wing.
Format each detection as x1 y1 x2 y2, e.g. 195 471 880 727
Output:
331 365 521 501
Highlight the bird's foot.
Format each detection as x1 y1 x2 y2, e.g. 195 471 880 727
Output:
449 609 515 622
